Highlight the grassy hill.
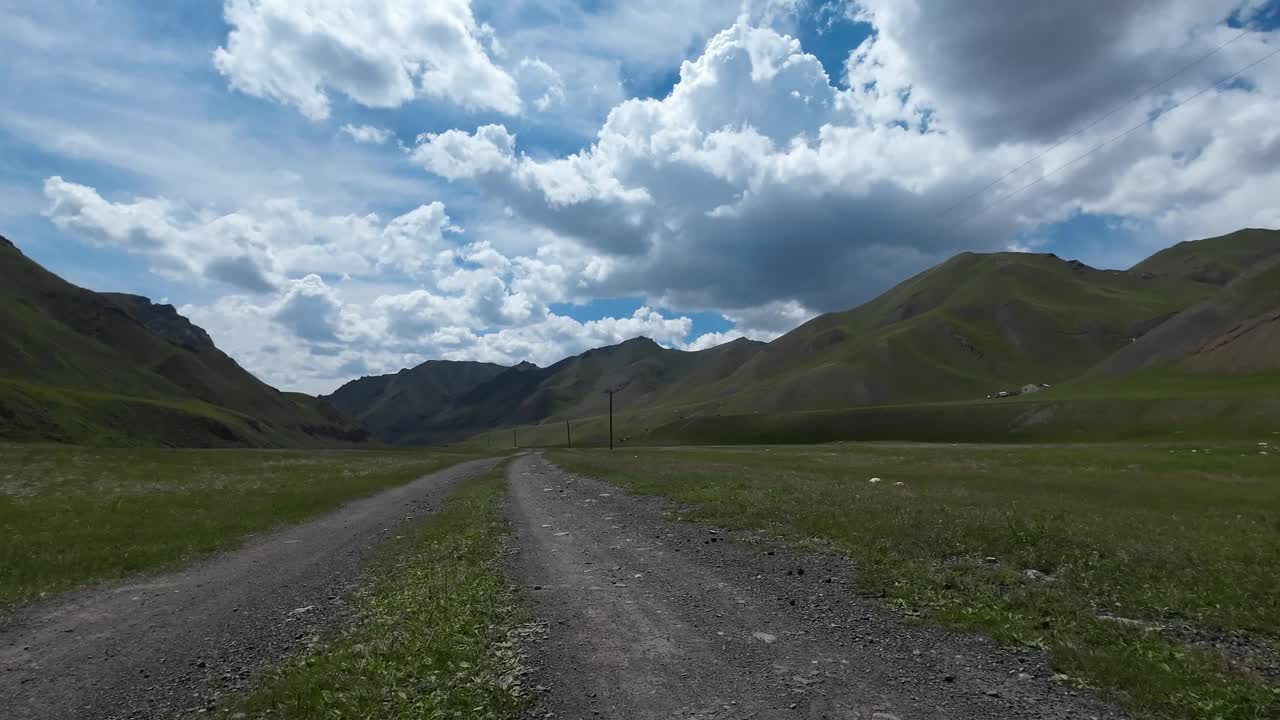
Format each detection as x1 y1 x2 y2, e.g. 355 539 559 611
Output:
1131 228 1280 285
1095 248 1280 377
689 251 1213 413
0 234 368 447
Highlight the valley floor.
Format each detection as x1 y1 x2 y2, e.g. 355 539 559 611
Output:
1 442 1275 719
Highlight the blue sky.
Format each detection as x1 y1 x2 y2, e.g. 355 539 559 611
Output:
3 0 1278 393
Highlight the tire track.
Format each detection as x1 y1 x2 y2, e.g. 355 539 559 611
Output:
0 457 502 720
507 453 1123 719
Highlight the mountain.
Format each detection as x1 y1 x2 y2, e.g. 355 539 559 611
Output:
1131 228 1280 285
103 293 220 351
329 228 1278 446
13 224 1272 448
0 234 368 447
1092 247 1280 376
674 251 1213 414
323 359 508 443
327 337 766 444
1181 262 1280 373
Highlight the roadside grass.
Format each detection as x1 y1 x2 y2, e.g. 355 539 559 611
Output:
551 442 1280 720
0 444 489 608
223 463 529 720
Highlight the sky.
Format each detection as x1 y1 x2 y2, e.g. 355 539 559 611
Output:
2 0 1279 394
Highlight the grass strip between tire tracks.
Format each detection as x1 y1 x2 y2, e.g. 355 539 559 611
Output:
222 461 531 720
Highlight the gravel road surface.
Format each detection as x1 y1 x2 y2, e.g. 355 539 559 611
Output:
0 457 501 720
507 453 1124 720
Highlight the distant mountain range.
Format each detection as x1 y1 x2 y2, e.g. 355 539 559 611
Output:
323 335 765 444
0 235 367 447
326 228 1280 445
3 228 1276 447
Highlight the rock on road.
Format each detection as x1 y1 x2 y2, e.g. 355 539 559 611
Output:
0 457 502 720
507 453 1125 720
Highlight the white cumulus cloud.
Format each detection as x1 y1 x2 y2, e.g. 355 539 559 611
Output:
515 57 567 112
340 124 393 144
410 124 517 180
43 177 459 291
413 10 1280 314
213 0 521 120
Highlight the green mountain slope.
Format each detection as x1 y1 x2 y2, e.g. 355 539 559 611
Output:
693 251 1214 413
1092 252 1280 376
0 235 368 447
1131 228 1280 285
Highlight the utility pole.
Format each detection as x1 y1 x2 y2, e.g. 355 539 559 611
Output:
513 427 517 448
565 418 571 448
602 381 629 451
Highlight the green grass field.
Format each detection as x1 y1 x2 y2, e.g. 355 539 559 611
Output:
460 370 1280 450
0 444 488 607
224 463 530 720
552 442 1280 720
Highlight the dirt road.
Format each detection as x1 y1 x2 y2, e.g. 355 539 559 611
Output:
507 453 1124 719
0 457 501 720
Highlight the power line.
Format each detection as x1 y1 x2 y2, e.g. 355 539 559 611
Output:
958 41 1280 225
937 28 1251 218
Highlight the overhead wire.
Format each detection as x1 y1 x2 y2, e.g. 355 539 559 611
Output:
935 27 1253 218
956 40 1280 225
